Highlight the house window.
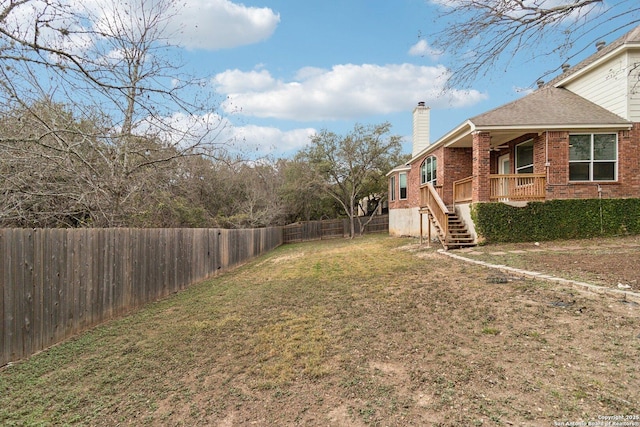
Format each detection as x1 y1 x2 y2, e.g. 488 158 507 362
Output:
399 172 407 199
420 156 437 186
515 140 534 174
389 175 396 201
569 133 617 181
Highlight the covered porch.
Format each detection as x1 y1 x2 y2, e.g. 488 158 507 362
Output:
418 172 546 249
450 173 546 204
416 128 548 249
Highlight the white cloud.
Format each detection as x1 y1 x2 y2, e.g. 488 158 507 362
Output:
408 39 443 60
3 0 96 59
137 110 315 157
22 0 280 54
294 67 328 80
169 0 280 50
213 69 278 93
84 0 280 50
233 125 317 156
213 63 487 121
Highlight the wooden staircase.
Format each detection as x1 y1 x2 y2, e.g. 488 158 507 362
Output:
421 206 476 250
420 183 476 250
442 208 475 249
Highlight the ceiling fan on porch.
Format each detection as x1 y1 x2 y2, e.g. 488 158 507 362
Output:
489 145 509 151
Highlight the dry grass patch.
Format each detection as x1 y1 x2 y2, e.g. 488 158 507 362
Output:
0 234 638 426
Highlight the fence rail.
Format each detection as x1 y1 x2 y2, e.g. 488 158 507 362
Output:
1 227 283 367
1 217 389 366
283 215 388 243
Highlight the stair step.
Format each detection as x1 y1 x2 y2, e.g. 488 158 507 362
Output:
449 236 472 241
447 239 475 244
449 230 471 236
447 234 474 240
422 204 477 250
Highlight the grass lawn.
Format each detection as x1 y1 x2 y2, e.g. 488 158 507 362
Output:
1 234 638 426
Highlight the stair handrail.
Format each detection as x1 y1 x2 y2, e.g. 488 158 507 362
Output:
422 183 449 241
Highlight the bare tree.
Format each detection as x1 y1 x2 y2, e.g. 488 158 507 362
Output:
298 122 403 238
0 0 231 227
0 99 186 227
429 0 640 88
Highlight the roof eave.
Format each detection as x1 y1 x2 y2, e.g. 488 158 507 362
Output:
386 164 411 176
554 43 638 87
408 120 475 163
475 123 632 131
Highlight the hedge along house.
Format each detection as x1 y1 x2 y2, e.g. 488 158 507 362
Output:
387 25 640 249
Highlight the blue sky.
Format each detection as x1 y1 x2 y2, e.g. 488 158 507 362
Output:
164 0 548 158
44 0 637 159
185 0 492 157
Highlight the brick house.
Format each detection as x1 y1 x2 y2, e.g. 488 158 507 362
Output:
387 25 640 248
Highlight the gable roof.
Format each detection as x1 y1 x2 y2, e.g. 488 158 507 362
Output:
409 85 631 163
407 25 640 163
470 86 630 128
550 25 640 87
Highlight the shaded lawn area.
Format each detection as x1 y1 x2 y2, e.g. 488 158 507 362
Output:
1 234 638 426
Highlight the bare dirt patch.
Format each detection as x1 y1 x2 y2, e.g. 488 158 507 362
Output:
1 235 638 426
462 234 640 291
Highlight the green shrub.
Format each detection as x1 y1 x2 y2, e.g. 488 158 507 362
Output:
471 198 640 243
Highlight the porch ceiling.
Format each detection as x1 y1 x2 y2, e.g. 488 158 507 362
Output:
444 124 630 149
444 129 532 148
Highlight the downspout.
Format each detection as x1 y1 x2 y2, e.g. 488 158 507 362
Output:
598 183 603 234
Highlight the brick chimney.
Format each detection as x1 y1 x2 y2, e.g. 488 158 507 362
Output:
412 102 430 157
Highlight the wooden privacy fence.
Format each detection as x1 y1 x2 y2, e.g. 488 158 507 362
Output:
0 227 283 367
283 214 388 243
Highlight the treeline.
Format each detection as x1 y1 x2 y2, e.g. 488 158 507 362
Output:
0 1 405 231
0 101 344 228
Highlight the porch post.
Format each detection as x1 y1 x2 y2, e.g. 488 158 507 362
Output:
472 131 491 202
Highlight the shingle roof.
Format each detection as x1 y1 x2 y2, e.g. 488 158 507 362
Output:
409 25 639 160
468 25 640 128
469 86 630 128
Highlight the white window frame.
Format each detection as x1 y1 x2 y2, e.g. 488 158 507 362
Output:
389 175 396 201
399 172 407 200
515 139 534 174
569 133 618 182
420 156 437 186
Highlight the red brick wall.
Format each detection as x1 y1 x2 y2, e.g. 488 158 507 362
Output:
472 132 491 202
388 124 640 212
387 168 411 210
406 161 421 207
546 131 569 186
442 147 472 205
533 133 546 174
545 126 640 199
387 146 474 210
618 125 640 195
